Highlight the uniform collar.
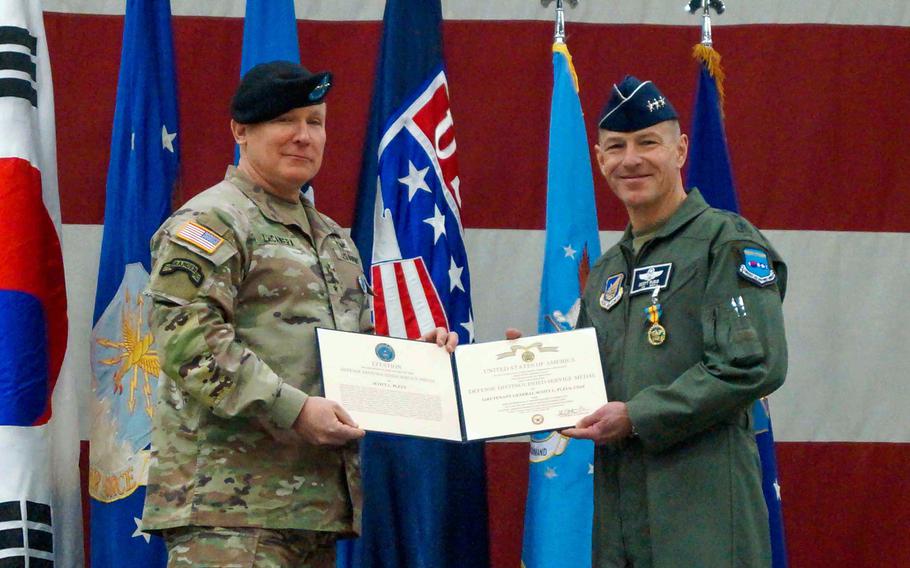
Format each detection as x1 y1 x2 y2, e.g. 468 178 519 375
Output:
226 166 340 244
620 188 710 247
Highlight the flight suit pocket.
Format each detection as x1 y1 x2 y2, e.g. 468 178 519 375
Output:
714 306 765 367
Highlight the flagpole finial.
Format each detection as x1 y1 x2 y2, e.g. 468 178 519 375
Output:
542 0 578 44
686 0 725 47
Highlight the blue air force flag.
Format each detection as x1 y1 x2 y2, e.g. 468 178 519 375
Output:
522 42 602 568
89 1 178 566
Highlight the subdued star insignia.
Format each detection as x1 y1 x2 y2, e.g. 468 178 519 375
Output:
132 517 151 543
544 466 558 479
161 124 177 153
563 244 577 259
588 463 594 475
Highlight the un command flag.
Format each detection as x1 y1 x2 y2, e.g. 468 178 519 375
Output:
342 1 489 566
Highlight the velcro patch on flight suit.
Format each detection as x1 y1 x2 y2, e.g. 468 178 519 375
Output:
737 247 777 287
630 263 673 296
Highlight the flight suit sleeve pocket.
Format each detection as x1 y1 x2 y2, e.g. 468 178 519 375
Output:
713 305 766 367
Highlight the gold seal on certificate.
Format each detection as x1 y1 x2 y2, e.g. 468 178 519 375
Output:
317 328 608 442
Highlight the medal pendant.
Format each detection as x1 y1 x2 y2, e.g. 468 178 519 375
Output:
647 323 666 346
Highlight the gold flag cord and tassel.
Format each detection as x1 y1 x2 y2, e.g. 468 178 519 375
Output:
692 43 726 111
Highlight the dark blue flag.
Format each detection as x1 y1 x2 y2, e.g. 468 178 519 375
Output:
687 44 788 568
340 1 489 566
89 1 178 565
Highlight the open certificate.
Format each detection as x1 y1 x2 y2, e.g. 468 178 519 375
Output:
316 327 608 442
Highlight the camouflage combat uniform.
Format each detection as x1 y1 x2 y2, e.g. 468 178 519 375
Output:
141 167 370 540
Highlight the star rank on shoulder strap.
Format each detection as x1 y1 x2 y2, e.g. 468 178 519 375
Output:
175 220 225 254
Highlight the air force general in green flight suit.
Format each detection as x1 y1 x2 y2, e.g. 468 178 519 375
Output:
575 75 788 568
579 189 787 567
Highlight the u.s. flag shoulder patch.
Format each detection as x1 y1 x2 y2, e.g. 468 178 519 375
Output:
175 220 225 254
738 247 777 287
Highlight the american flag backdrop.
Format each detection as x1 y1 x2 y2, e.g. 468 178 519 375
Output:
41 1 910 566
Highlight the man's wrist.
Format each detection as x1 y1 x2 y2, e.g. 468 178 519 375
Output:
271 383 308 429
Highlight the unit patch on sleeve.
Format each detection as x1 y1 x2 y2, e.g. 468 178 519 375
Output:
738 247 777 287
630 263 673 296
175 220 225 254
160 258 205 287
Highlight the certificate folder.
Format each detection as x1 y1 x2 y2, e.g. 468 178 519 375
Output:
316 327 608 442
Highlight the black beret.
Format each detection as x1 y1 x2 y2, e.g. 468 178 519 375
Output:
597 75 678 132
230 60 333 124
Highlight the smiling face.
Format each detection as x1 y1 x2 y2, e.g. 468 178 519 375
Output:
595 120 688 225
232 103 327 201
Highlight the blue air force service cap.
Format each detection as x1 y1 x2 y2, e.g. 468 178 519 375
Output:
231 60 333 124
597 75 678 132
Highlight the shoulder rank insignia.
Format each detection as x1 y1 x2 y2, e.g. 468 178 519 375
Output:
599 273 624 311
175 220 224 254
630 263 673 296
738 247 776 287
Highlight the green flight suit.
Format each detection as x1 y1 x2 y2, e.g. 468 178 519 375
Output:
578 190 788 568
141 167 370 536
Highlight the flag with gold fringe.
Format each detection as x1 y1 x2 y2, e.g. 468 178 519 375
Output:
687 41 788 568
520 40 600 568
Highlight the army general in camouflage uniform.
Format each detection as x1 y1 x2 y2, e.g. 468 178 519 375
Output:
563 76 787 567
142 62 456 567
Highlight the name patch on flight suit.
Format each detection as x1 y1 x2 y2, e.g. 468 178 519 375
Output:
738 247 777 287
629 263 673 296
